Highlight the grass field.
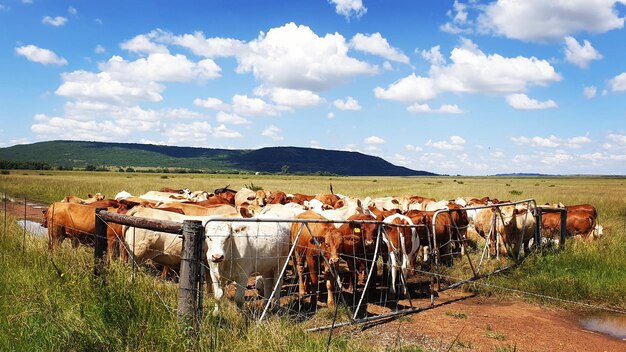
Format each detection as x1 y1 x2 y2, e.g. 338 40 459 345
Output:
1 171 625 350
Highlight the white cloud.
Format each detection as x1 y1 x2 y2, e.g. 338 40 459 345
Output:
68 6 77 15
541 153 573 165
407 103 463 114
506 93 558 110
383 61 393 70
31 114 130 140
159 31 245 58
478 0 626 42
350 32 409 63
329 0 367 19
405 144 423 152
100 54 221 83
163 122 241 146
255 86 323 107
236 22 378 92
194 97 229 110
390 153 408 166
232 94 281 116
603 133 626 149
564 36 603 68
327 112 335 119
441 0 473 34
120 33 169 55
364 136 385 145
216 111 251 125
15 45 68 66
609 72 626 92
94 45 106 54
42 16 67 27
56 70 164 104
583 86 597 99
426 135 466 150
420 45 446 66
310 140 322 148
333 96 362 111
511 135 592 149
375 39 560 104
262 125 283 141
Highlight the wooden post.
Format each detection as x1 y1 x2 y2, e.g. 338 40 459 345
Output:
177 220 205 334
94 207 108 276
559 210 567 249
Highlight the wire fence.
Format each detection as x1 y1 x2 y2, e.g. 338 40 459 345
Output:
3 193 624 349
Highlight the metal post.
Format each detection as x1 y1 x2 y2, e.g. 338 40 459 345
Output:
94 208 108 276
177 219 204 334
535 208 542 250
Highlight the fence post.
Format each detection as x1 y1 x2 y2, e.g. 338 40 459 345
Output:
534 208 542 250
178 219 205 334
94 208 108 276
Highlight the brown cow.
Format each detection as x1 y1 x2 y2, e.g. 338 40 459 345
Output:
565 204 598 219
266 191 288 205
338 214 377 291
157 202 238 217
291 211 344 307
314 194 341 208
287 193 316 205
43 202 126 260
381 214 417 294
542 210 599 240
495 206 536 258
406 210 458 265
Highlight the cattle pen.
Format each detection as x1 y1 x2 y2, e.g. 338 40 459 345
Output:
89 198 569 336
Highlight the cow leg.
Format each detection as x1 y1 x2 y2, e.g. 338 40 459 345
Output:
294 251 307 300
208 263 224 315
234 272 248 308
306 254 319 307
325 269 335 307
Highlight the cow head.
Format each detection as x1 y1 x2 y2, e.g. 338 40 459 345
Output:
205 221 236 263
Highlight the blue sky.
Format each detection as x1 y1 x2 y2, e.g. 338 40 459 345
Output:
1 0 625 175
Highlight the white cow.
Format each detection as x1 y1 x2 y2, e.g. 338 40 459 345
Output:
207 205 300 314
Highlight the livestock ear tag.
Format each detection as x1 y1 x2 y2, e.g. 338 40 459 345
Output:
353 228 361 234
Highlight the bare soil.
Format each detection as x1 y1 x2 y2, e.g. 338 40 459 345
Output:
4 197 625 351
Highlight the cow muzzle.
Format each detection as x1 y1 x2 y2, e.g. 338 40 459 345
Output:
211 253 224 263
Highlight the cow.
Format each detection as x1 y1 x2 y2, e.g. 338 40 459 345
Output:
565 204 598 219
314 194 341 208
286 193 316 205
61 193 106 204
159 187 190 195
338 214 378 292
156 202 238 217
43 202 126 260
137 191 191 203
213 186 237 205
371 196 410 213
207 205 299 314
381 213 418 295
266 191 288 205
542 210 601 240
495 205 537 259
290 211 344 307
318 198 366 227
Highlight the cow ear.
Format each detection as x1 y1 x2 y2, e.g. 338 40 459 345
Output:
239 207 254 218
87 193 93 198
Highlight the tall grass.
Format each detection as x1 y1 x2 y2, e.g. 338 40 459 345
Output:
0 215 374 351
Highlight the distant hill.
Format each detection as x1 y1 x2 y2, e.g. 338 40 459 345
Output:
0 140 437 176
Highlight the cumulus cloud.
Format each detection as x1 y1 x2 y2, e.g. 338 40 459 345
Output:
68 6 77 15
194 97 230 110
375 39 560 105
216 111 251 125
262 125 283 141
56 70 164 104
440 0 473 35
407 103 463 114
232 94 282 116
163 121 241 145
254 86 323 107
329 0 367 19
506 93 557 110
100 54 221 83
94 45 106 54
327 112 335 119
158 31 245 58
477 0 626 42
584 86 597 99
42 16 67 27
510 135 591 148
236 22 378 92
564 36 603 68
350 32 409 63
364 136 385 145
333 96 362 111
405 144 423 152
420 45 446 66
31 114 131 140
15 45 68 66
609 72 626 92
603 133 626 149
426 135 466 150
120 32 169 55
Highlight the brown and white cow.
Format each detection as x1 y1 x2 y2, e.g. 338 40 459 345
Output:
290 211 344 307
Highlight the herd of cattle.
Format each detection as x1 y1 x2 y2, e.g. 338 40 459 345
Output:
41 187 603 311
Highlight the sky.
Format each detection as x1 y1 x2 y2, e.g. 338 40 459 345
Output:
1 0 625 175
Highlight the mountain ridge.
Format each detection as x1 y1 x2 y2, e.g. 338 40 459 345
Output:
0 140 437 176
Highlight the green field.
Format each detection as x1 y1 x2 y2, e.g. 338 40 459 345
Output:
1 171 625 350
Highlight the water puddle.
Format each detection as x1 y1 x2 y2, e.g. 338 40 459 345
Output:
580 312 626 340
16 220 47 237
